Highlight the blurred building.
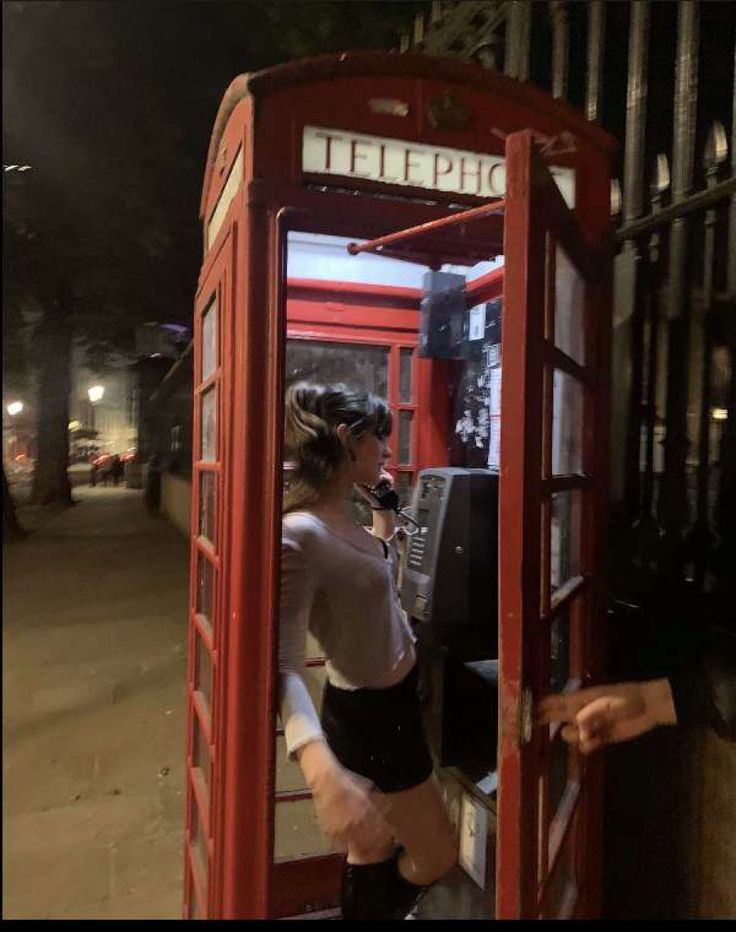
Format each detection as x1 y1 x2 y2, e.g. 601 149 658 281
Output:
131 322 192 465
66 323 191 463
68 343 137 460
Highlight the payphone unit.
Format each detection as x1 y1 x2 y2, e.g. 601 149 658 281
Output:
402 468 498 657
401 468 499 783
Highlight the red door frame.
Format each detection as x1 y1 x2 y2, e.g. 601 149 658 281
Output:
497 132 610 919
190 52 613 920
185 233 234 919
192 187 507 920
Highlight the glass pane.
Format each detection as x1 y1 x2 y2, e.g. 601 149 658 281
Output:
549 734 569 819
274 629 326 795
189 888 203 920
546 825 577 916
285 340 389 398
201 388 217 462
171 424 182 453
196 555 214 632
275 662 326 727
541 500 550 607
275 735 309 794
396 471 414 507
303 664 327 716
398 410 413 465
552 370 584 475
202 298 217 381
190 799 209 901
283 464 295 498
550 491 582 593
399 347 413 402
195 632 213 712
199 471 216 544
305 631 323 661
550 608 570 693
554 244 585 365
192 713 211 779
274 798 333 861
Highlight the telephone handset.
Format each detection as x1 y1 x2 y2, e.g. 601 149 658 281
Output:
367 479 401 513
365 479 421 530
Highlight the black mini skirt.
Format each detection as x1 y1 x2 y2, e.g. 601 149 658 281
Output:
320 664 434 794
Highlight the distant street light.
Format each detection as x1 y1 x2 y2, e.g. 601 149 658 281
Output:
3 165 32 173
7 401 24 416
88 385 105 404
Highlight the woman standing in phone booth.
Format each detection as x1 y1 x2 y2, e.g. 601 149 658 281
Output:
278 381 457 920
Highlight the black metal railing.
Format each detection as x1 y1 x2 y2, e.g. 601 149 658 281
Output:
407 1 735 610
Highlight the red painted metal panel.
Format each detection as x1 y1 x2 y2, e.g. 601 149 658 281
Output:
497 130 547 919
286 323 415 347
288 278 420 306
186 233 234 919
414 352 452 469
497 130 610 919
287 301 419 332
243 52 615 155
465 266 505 305
270 854 344 918
219 205 285 919
578 162 613 923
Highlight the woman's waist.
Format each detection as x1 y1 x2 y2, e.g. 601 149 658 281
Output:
325 644 417 694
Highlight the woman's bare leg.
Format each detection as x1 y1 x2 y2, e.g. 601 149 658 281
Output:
345 828 396 865
383 775 457 886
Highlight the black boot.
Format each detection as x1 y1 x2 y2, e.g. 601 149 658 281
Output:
389 853 430 919
340 857 397 920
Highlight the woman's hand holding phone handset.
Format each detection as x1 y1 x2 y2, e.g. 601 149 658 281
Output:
355 469 397 511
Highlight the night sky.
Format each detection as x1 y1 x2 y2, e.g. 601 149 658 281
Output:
2 1 419 336
3 2 734 343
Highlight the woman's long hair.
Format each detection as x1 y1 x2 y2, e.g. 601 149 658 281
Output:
283 382 392 514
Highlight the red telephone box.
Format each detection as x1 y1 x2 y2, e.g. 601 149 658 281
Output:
187 52 612 920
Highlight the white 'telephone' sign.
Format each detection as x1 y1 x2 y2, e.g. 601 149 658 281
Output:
207 148 243 250
302 126 576 207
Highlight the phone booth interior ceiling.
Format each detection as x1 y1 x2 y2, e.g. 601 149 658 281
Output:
287 232 505 287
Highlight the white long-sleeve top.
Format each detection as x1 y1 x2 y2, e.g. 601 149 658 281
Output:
278 511 416 759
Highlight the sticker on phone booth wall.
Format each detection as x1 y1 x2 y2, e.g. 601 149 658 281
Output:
468 305 486 341
487 417 501 471
489 367 502 416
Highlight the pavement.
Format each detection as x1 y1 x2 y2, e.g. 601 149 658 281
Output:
3 485 189 920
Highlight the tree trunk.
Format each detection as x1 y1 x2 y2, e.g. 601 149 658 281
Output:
3 463 27 539
31 298 73 506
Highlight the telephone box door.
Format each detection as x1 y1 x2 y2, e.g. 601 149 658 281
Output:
497 131 610 919
185 233 233 919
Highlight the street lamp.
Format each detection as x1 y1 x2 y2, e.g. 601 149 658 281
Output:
6 401 24 417
86 385 105 442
